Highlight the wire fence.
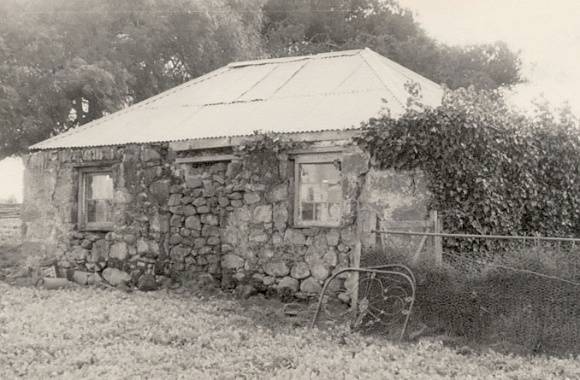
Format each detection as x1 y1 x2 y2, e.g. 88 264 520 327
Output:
0 204 20 219
371 224 580 355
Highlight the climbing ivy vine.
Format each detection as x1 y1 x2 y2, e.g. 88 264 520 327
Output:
356 88 580 240
236 131 306 186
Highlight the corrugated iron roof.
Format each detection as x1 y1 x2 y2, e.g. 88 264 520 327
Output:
30 48 443 150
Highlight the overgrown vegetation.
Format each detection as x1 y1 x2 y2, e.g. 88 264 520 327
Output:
0 0 523 159
236 132 305 186
356 88 580 242
1 282 578 378
354 86 580 355
362 247 580 356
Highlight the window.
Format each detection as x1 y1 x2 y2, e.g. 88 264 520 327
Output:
79 169 114 230
294 155 342 227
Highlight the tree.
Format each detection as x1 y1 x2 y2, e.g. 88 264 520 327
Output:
261 0 523 90
0 0 524 159
0 0 264 159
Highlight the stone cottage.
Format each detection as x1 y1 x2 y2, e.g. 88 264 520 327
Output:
22 48 442 297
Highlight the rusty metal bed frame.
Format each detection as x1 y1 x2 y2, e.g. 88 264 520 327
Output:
311 264 416 341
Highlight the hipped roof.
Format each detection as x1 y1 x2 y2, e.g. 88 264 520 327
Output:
30 48 443 150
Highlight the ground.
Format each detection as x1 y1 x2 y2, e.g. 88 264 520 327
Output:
0 284 578 379
0 244 20 280
1 245 579 379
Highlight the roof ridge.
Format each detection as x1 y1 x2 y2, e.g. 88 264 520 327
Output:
360 47 444 107
365 48 442 91
228 49 363 68
359 48 406 109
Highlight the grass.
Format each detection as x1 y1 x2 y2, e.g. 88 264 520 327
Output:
0 243 21 269
0 243 27 284
362 247 580 355
0 282 579 379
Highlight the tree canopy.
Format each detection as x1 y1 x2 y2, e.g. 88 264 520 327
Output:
261 0 522 90
0 0 264 158
0 0 523 159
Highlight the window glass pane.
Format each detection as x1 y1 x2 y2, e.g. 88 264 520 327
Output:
85 173 113 224
327 183 342 203
87 199 113 224
300 183 331 202
312 203 340 224
300 163 340 184
298 162 342 225
300 185 315 202
301 202 315 221
87 173 113 200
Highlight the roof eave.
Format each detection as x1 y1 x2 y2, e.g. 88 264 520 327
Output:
28 128 363 152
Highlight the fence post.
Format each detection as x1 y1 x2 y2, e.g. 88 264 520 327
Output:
430 210 443 265
351 207 374 318
375 214 383 252
350 241 361 318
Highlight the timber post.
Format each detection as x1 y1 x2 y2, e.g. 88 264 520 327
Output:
429 210 443 265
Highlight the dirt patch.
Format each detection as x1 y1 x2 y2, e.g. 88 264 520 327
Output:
170 275 322 333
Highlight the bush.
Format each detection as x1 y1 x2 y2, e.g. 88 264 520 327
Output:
361 247 580 355
356 88 580 242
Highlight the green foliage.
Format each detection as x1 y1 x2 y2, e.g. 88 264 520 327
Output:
261 0 522 90
0 0 264 159
356 88 580 240
0 0 523 158
2 282 578 377
238 131 302 155
237 132 305 185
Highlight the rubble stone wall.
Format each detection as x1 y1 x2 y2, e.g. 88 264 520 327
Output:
22 144 172 288
22 140 427 298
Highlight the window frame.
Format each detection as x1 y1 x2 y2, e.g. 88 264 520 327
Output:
293 153 343 228
78 167 115 232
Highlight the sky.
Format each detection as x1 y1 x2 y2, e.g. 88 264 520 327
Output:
0 157 23 202
1 0 579 202
398 0 580 112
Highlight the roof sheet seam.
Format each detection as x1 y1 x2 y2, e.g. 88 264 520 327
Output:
232 64 279 102
269 60 310 98
51 89 391 114
359 50 406 110
334 59 366 90
168 88 391 108
30 65 231 148
31 48 443 151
